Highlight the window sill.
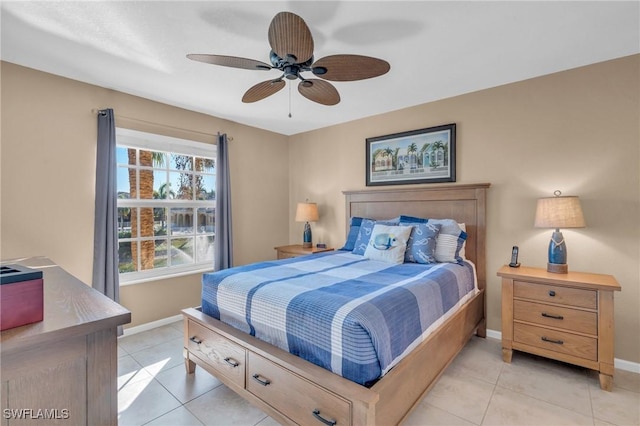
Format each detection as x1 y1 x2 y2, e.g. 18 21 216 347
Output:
119 266 214 286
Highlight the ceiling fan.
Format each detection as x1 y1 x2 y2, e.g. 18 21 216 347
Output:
187 11 390 106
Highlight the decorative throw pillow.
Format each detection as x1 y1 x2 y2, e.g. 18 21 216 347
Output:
399 216 467 263
399 214 428 224
404 223 441 264
428 219 467 263
458 223 467 259
351 217 401 255
340 216 367 251
352 219 377 255
363 224 413 264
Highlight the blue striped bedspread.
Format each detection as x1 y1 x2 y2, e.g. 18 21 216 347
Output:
201 251 477 386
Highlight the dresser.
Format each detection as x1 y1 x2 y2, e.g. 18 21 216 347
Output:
274 244 334 259
497 265 621 391
0 257 131 425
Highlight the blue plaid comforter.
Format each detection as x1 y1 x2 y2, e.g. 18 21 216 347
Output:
202 251 476 386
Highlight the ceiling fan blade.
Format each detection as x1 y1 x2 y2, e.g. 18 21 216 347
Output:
298 79 340 106
268 12 314 64
312 55 390 81
187 54 272 71
242 79 286 103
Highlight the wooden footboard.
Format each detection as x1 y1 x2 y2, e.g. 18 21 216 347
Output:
183 289 483 426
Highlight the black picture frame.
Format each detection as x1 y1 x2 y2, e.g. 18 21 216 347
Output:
366 123 456 186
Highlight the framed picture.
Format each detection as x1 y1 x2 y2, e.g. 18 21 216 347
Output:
366 123 456 186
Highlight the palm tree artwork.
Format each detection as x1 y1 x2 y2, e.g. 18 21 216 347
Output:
407 142 418 169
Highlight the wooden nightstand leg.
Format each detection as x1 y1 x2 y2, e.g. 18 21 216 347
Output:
502 348 513 363
185 353 196 374
599 373 613 391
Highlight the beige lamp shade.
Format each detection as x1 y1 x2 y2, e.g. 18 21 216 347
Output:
534 194 586 229
295 202 319 223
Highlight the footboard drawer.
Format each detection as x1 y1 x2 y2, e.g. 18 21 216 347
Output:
247 352 351 426
187 319 246 388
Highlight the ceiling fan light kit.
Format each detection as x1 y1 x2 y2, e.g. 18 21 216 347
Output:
187 11 390 106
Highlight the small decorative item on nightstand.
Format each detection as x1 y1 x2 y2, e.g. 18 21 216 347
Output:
509 246 520 268
295 200 319 248
534 190 585 274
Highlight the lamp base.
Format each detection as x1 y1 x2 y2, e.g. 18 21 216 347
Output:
547 263 568 274
302 222 312 249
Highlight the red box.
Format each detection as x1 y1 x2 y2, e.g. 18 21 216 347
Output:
0 264 44 331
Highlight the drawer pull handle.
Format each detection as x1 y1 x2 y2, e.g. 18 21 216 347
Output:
541 336 564 345
224 357 239 368
548 290 556 297
313 409 337 426
541 312 564 320
189 336 202 345
252 374 271 386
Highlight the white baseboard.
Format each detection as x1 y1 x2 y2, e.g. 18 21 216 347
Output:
120 314 182 337
486 328 640 374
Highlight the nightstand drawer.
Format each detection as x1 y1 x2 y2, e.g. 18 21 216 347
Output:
514 281 596 309
514 300 597 335
514 322 597 361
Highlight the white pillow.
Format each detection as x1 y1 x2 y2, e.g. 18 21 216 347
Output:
428 219 467 263
363 224 413 264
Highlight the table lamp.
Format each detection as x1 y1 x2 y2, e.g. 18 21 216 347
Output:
295 201 319 248
534 190 586 273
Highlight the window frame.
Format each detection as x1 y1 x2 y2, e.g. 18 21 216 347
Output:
116 128 216 286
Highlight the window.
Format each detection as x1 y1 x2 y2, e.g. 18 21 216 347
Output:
116 128 216 284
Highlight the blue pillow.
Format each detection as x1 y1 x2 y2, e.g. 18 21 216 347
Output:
404 223 441 264
352 219 377 255
401 216 466 263
399 215 428 224
340 217 366 251
351 217 401 255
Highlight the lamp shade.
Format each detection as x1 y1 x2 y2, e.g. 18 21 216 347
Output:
295 202 319 223
534 195 585 229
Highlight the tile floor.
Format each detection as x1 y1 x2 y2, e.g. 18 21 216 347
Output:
117 322 640 426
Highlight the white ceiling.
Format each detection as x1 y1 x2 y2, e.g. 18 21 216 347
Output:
2 1 638 136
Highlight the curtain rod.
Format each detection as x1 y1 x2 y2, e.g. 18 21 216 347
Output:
92 109 233 141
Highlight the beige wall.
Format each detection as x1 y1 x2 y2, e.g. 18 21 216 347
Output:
0 62 289 327
288 55 640 363
2 55 638 364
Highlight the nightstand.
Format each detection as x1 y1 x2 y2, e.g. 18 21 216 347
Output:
274 244 334 260
497 265 621 391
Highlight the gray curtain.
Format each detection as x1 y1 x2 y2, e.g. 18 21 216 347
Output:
214 133 233 270
92 109 120 306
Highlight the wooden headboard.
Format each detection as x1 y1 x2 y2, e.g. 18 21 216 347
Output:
343 183 490 291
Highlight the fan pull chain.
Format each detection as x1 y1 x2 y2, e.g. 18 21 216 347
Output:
288 82 292 118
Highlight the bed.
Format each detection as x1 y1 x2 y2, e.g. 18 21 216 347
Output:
182 183 489 425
